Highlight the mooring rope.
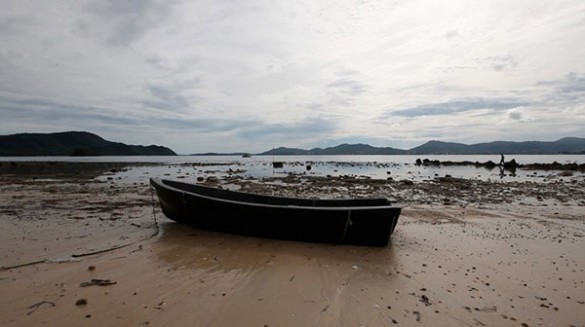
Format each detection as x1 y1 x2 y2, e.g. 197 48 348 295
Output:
339 210 352 243
150 184 160 235
1 185 162 271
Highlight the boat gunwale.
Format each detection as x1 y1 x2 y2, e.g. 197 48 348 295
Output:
151 178 401 212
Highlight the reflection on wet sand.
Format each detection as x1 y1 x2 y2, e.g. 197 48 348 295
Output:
150 221 404 326
154 221 397 273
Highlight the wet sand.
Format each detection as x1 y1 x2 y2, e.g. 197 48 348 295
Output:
1 164 584 326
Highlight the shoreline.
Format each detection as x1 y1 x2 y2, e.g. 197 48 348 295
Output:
1 163 584 326
2 159 585 182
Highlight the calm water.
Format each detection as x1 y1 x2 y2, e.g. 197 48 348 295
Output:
2 154 583 164
2 154 583 184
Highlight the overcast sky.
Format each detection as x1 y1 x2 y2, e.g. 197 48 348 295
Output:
1 0 584 153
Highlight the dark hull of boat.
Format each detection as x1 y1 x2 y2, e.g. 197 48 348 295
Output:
150 178 401 246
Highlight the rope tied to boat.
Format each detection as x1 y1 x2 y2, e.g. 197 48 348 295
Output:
339 210 352 243
150 184 160 235
2 185 162 271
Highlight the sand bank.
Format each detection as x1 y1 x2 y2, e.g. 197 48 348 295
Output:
1 165 584 326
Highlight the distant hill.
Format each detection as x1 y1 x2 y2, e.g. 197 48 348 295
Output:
409 138 585 154
0 131 177 156
407 140 472 154
256 146 309 156
312 143 406 155
257 137 585 155
260 143 406 155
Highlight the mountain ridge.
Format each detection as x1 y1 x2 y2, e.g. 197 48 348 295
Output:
0 131 177 156
259 137 585 155
1 132 584 156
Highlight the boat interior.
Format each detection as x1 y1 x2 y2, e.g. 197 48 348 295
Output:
154 178 393 208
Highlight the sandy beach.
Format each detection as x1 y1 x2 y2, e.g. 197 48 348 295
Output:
1 162 584 326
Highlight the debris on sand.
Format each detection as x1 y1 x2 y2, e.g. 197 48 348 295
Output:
79 279 117 287
75 298 87 306
420 294 431 306
27 301 56 315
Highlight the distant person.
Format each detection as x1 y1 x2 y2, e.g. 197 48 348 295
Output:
499 154 505 166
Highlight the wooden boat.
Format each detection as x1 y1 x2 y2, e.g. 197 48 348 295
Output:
150 178 401 246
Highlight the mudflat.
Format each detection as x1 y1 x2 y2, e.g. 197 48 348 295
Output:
1 163 584 326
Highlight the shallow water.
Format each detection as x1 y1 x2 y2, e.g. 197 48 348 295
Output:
81 154 585 186
2 154 584 164
2 154 583 184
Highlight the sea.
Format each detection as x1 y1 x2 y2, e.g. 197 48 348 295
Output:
2 154 584 185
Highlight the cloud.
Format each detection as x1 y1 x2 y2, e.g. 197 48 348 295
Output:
76 0 172 46
508 109 523 121
143 84 192 112
0 94 138 127
152 116 341 152
481 55 520 72
538 72 585 94
534 72 585 107
387 98 528 117
562 73 585 93
327 78 367 96
443 30 460 39
0 15 34 34
238 117 338 140
157 116 260 134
